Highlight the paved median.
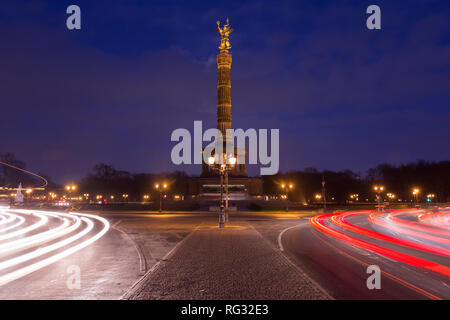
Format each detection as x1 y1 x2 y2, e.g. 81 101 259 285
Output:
125 221 329 300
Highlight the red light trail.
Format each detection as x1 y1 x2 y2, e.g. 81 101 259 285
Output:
310 209 450 278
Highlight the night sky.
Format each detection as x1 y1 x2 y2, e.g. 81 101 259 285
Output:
1 0 449 183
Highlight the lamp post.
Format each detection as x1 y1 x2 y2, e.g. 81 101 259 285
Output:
426 193 435 206
321 175 326 212
155 183 168 212
373 185 384 212
412 188 420 207
208 153 237 228
314 193 322 210
281 183 294 211
65 184 77 201
26 188 33 202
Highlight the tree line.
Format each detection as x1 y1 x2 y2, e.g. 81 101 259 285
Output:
264 160 450 203
1 152 449 203
70 160 450 203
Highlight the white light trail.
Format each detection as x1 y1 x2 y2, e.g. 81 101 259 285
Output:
0 216 78 255
0 213 47 241
0 213 26 234
0 207 110 287
0 213 17 227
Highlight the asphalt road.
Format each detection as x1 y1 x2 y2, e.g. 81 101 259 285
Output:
278 209 450 299
0 208 321 299
1 206 448 300
0 207 140 299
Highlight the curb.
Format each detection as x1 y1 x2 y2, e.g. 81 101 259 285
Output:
120 225 200 300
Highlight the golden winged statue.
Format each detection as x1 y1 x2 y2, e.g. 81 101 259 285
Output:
216 18 233 50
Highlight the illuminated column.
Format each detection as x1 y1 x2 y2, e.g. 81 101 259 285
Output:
217 51 232 142
216 19 233 144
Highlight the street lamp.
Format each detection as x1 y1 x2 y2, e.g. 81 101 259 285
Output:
25 188 33 201
208 153 237 228
65 184 77 200
373 185 384 212
412 188 420 207
426 193 435 205
155 182 168 212
386 193 396 204
281 183 294 211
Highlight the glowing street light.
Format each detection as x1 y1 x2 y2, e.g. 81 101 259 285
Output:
208 154 237 227
412 188 420 206
426 193 435 205
155 182 169 212
373 185 385 212
280 183 294 191
65 184 77 200
280 183 294 211
387 193 396 200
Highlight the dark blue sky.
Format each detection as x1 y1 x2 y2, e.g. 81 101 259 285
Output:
1 0 449 183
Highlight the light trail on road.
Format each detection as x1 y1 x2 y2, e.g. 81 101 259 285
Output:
0 205 109 286
0 212 26 232
370 210 450 240
333 211 450 257
309 208 450 299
